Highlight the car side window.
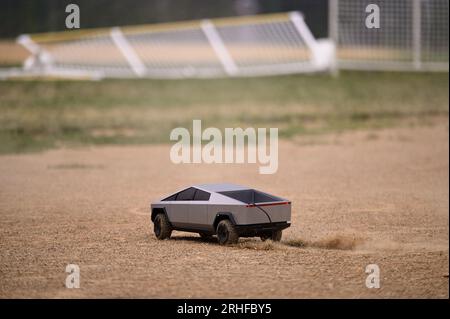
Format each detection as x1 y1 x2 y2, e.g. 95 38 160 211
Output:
176 187 196 201
254 190 282 203
162 193 177 201
193 189 210 201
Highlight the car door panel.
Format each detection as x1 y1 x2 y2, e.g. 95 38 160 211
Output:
187 189 211 230
167 202 189 225
170 187 196 227
188 202 208 228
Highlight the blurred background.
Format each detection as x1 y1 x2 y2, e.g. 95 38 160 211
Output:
0 0 448 153
0 0 328 38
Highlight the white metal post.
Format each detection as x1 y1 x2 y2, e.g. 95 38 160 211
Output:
413 0 422 70
290 11 318 52
110 27 147 77
17 34 53 70
328 0 339 76
290 11 336 74
201 19 238 76
328 0 339 44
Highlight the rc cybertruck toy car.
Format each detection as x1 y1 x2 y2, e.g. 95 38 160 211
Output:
150 183 291 245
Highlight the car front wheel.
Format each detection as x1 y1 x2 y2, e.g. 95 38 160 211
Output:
216 220 239 245
154 213 172 240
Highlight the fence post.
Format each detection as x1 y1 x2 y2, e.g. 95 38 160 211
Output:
413 0 422 70
110 27 146 77
329 0 339 43
17 34 53 70
201 20 238 76
328 0 339 75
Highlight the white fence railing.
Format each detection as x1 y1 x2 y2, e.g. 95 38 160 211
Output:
12 12 335 80
1 2 448 80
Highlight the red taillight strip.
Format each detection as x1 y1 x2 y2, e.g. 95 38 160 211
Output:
246 201 291 208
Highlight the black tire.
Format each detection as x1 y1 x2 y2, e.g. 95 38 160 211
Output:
260 230 282 242
199 232 213 240
154 213 172 240
216 219 239 245
271 230 282 242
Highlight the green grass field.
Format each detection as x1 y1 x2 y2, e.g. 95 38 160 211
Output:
0 71 448 154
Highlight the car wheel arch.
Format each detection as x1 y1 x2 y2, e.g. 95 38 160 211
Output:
213 212 236 230
151 207 170 223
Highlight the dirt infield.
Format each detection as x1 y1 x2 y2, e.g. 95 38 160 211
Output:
0 120 448 298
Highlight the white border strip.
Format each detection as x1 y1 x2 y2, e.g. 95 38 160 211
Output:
201 19 238 76
110 27 146 77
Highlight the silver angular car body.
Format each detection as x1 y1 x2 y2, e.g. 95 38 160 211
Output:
150 183 291 241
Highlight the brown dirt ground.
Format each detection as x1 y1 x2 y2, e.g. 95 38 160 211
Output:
0 119 448 298
0 41 29 65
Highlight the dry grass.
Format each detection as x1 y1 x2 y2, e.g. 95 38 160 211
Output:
0 71 448 153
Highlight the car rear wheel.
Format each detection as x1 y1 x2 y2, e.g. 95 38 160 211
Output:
154 213 172 240
271 230 282 241
216 220 239 245
260 230 282 242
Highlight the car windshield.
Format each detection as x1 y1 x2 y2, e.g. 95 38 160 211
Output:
218 189 283 204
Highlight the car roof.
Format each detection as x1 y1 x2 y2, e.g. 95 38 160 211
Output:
193 183 250 193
